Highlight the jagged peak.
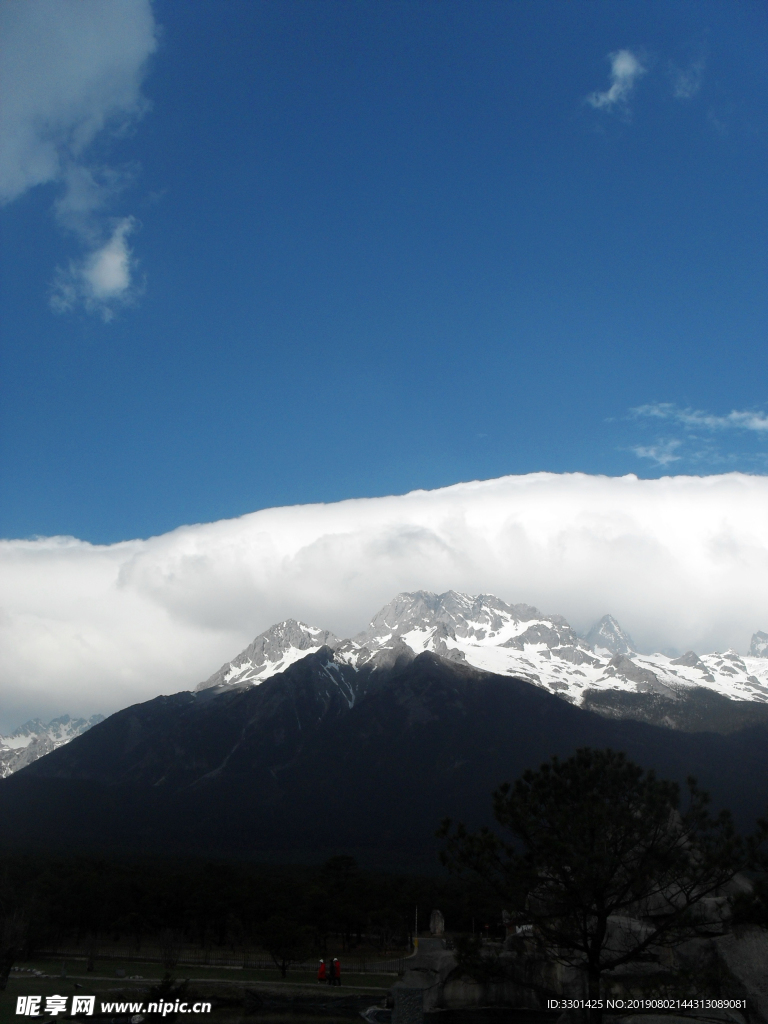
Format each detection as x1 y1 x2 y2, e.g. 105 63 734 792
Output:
671 650 703 668
191 591 768 712
584 614 635 657
196 618 341 692
357 589 555 645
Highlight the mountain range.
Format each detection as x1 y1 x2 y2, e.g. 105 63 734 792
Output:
4 591 768 778
0 715 104 779
197 590 768 710
2 591 768 866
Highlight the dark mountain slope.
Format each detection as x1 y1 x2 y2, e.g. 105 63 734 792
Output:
23 650 372 787
582 684 768 733
2 652 767 868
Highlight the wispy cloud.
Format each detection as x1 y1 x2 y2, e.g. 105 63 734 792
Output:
627 404 768 474
0 0 156 318
630 440 682 467
51 217 140 321
634 403 768 434
53 163 136 237
587 50 647 111
670 59 705 100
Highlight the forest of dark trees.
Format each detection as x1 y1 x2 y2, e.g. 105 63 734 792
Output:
0 853 500 956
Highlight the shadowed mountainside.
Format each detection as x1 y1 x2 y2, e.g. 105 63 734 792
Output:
2 650 768 868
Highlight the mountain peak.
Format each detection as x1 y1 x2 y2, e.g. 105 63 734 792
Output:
195 591 768 713
750 631 768 658
1 714 104 778
356 590 548 646
197 618 341 692
585 614 636 657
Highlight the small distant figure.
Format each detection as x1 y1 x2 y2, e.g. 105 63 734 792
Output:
317 959 327 983
331 957 341 986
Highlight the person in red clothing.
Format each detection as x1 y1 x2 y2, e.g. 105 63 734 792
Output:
317 960 326 983
331 957 341 986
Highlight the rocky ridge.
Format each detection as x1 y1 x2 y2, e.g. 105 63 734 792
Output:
197 589 768 708
751 631 768 658
4 592 767 780
0 715 104 778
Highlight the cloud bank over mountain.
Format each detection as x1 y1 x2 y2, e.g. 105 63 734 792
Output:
1 472 767 730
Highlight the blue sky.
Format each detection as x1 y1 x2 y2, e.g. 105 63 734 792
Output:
1 0 767 544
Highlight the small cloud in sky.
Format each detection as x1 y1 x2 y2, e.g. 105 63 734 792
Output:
51 217 139 321
0 0 156 317
670 59 705 100
627 403 768 473
634 403 768 434
587 49 646 112
631 440 682 467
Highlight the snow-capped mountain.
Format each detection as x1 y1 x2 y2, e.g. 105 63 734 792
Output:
14 643 768 862
199 619 340 690
750 631 768 658
10 594 768 859
584 614 635 657
196 590 768 708
0 714 104 778
8 592 762 782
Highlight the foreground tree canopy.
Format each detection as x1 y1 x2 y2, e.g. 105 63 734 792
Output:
439 747 767 1016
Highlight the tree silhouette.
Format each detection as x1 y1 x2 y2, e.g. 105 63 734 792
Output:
258 916 312 978
159 928 183 973
439 748 766 1024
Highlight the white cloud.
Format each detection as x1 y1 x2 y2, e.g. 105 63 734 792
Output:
2 473 768 731
51 217 139 321
631 440 682 467
86 221 133 298
0 0 156 203
0 0 156 316
54 163 136 237
587 49 646 111
634 403 768 434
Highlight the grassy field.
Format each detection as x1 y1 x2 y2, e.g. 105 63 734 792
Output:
10 958 396 985
2 959 394 1024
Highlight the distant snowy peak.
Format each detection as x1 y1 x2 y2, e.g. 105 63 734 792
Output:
750 631 768 658
197 618 340 691
355 589 586 652
0 714 104 778
1 714 105 750
584 614 636 657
